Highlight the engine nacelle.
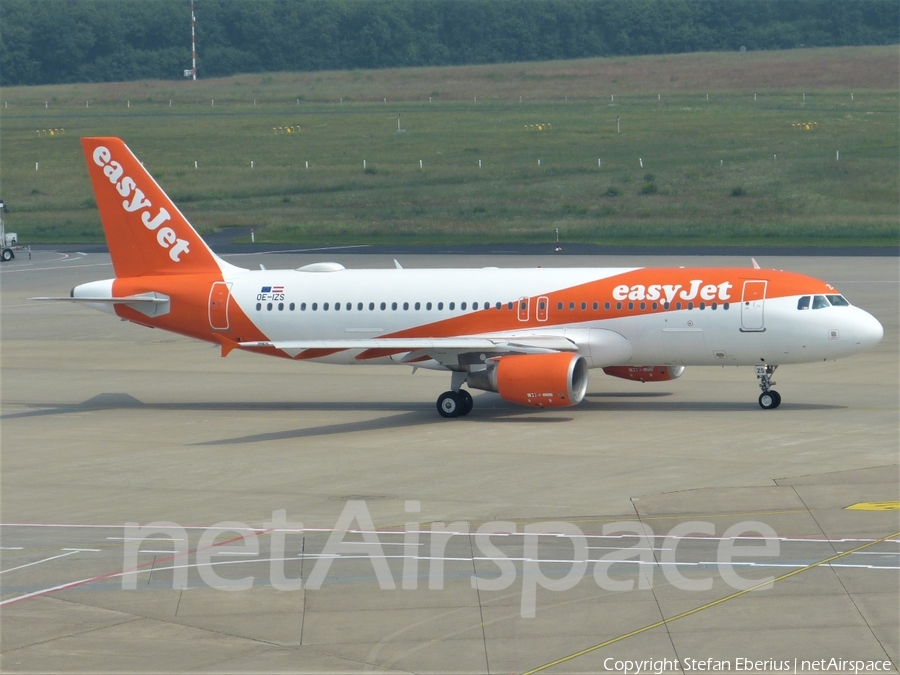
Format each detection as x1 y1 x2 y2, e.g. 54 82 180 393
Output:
602 365 685 383
467 352 589 408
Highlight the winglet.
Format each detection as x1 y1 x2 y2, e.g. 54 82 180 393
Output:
214 334 241 357
751 257 761 269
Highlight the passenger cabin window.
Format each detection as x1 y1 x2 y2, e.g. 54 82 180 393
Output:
827 295 850 306
812 295 830 310
797 296 811 310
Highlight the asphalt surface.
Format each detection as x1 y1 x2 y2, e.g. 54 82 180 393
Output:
1 250 897 674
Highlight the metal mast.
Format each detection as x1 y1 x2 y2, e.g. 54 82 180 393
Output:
191 0 197 80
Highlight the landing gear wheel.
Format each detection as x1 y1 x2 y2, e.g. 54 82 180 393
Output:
437 391 462 418
758 390 782 410
458 389 474 416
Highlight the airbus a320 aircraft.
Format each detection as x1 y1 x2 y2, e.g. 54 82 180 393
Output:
37 137 884 417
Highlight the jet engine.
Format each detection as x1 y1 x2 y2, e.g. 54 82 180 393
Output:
602 365 685 383
466 352 589 408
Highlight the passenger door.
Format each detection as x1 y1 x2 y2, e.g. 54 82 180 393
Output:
740 280 766 331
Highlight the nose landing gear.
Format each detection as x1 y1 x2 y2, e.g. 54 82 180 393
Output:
756 364 781 409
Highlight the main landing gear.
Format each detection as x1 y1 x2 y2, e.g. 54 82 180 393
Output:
437 371 474 418
437 389 473 418
756 364 781 410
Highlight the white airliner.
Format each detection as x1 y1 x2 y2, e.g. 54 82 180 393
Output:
36 137 884 417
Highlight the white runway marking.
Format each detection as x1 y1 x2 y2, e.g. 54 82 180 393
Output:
0 262 112 274
0 550 79 574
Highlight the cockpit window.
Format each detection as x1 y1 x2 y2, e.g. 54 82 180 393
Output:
826 294 850 306
812 295 830 309
797 296 810 310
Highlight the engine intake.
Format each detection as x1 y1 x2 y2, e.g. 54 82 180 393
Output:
602 365 685 382
467 352 589 408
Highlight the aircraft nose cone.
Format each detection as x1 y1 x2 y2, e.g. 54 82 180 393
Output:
854 310 884 351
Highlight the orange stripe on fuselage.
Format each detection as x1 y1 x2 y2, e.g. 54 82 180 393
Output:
349 268 836 359
113 268 838 363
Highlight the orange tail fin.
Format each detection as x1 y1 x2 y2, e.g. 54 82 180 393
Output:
81 137 222 278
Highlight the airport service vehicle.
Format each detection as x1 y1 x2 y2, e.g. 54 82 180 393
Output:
36 137 884 417
0 200 17 262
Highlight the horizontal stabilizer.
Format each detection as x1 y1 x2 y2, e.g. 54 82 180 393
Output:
30 295 168 304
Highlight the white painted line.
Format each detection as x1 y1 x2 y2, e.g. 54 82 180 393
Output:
62 548 101 552
106 537 185 541
214 551 259 556
0 575 99 606
0 550 78 574
0 262 113 274
0 547 24 550
588 546 670 551
137 550 178 554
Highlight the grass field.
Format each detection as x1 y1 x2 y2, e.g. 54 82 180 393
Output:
1 46 897 247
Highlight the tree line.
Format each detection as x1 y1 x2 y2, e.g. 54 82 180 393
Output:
2 0 896 86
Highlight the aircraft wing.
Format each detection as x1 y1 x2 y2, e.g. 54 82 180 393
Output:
222 335 578 361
